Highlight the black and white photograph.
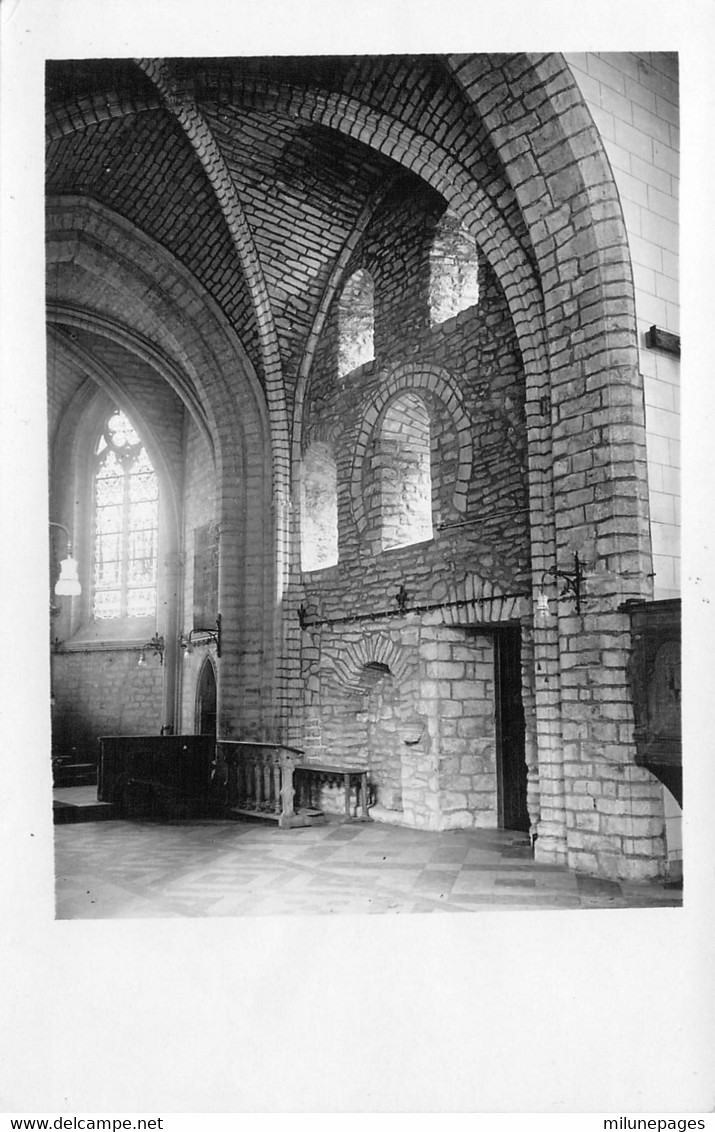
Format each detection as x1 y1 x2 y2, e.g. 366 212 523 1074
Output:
1 0 713 1120
46 44 683 916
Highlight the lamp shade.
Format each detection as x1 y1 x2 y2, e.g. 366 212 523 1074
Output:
54 555 81 596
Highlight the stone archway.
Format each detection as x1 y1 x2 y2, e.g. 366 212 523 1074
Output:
46 196 275 741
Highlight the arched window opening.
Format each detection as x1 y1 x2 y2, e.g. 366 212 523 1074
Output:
93 408 159 620
338 268 374 377
379 393 433 550
301 442 338 571
429 211 480 326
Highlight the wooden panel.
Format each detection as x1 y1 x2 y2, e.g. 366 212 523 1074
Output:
494 627 529 833
98 734 215 813
625 598 681 804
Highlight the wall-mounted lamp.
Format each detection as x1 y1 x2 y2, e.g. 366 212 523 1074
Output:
179 614 222 658
138 634 165 667
49 521 81 597
535 552 585 620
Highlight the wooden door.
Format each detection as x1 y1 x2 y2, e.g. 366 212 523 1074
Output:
494 627 529 832
196 659 217 738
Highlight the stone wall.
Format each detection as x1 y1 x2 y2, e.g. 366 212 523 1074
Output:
566 51 680 872
47 196 275 744
300 442 338 571
417 624 496 831
565 52 680 601
46 54 679 881
49 368 185 760
179 416 218 733
51 401 218 756
300 618 500 832
51 647 164 765
295 182 529 832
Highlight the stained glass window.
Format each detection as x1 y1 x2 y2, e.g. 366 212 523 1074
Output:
93 410 159 620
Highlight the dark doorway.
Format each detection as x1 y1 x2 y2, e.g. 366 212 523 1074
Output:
494 627 529 833
196 659 217 738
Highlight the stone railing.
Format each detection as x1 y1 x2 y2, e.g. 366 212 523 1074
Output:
219 740 323 828
294 763 371 821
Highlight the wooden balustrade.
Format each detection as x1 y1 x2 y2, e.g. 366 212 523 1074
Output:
95 736 373 827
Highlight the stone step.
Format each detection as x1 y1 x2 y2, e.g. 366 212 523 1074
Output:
53 800 115 824
53 763 98 788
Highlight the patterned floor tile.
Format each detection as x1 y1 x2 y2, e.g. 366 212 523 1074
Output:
495 876 537 888
53 814 683 918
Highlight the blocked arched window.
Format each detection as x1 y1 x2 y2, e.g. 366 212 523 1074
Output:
338 268 374 377
301 441 338 571
429 210 480 326
379 393 433 550
92 408 159 620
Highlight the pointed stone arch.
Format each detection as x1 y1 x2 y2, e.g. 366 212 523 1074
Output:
46 195 276 739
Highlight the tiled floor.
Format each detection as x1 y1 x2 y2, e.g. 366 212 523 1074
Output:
54 813 683 919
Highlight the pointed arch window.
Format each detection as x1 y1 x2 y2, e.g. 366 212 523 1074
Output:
93 409 159 620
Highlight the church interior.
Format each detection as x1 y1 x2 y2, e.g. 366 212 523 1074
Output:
46 51 682 915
